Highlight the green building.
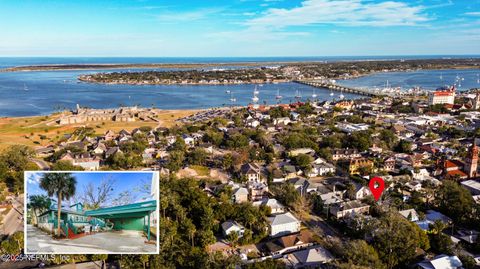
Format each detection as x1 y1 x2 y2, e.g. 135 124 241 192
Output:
36 200 157 241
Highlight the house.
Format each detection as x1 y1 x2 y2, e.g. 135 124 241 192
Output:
265 230 315 256
399 209 420 222
271 169 286 183
232 187 249 204
181 134 195 148
415 254 462 269
273 117 291 126
349 158 374 175
330 201 370 219
92 143 107 155
37 200 157 240
253 198 285 214
288 178 316 196
248 181 268 201
105 147 122 159
283 165 299 179
268 212 301 237
461 180 480 195
287 247 334 268
240 163 262 183
410 154 424 167
221 220 245 237
353 183 371 200
103 130 116 141
332 149 361 161
288 148 315 157
310 163 336 177
383 157 396 172
405 181 423 192
443 160 468 180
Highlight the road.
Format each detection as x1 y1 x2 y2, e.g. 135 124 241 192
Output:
1 195 24 235
30 158 50 170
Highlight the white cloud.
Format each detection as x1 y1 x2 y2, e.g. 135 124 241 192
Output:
465 12 480 16
246 0 430 28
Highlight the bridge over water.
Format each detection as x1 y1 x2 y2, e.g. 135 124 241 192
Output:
294 80 397 97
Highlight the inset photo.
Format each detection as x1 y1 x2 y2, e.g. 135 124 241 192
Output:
24 171 159 254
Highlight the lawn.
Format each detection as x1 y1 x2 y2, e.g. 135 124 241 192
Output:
0 109 199 150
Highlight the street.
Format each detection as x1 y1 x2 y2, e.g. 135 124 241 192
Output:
1 195 24 235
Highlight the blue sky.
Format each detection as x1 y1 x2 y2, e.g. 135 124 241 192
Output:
0 0 479 56
26 172 154 206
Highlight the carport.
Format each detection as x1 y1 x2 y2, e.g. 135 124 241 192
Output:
85 200 157 241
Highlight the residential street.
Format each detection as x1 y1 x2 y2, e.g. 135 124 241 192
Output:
1 195 24 235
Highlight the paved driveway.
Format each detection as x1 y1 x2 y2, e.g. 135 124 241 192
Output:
26 225 157 254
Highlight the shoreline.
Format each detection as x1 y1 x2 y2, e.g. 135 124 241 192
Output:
77 65 480 86
0 61 314 73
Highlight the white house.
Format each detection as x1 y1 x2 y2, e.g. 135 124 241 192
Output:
399 208 420 222
416 254 462 269
268 212 301 237
232 187 249 204
181 134 195 148
221 220 245 237
253 198 285 214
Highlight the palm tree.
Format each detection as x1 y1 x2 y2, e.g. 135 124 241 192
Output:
39 173 77 236
28 195 51 226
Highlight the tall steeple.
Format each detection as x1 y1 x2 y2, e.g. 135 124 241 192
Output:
466 140 479 178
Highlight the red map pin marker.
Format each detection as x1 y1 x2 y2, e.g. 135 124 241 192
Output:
369 177 385 201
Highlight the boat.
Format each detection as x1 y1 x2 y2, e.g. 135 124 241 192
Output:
330 92 334 96
295 90 302 101
311 89 317 99
229 92 236 103
252 87 259 103
23 83 28 91
275 89 282 100
439 73 443 81
477 74 479 84
339 89 345 99
225 90 231 94
253 85 260 95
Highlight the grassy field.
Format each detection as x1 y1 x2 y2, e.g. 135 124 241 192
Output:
0 109 199 150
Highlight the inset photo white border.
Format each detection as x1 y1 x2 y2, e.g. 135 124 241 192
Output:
24 170 159 255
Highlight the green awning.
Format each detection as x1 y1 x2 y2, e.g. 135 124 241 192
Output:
85 200 156 219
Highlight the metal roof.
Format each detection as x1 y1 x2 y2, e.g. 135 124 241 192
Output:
85 200 157 218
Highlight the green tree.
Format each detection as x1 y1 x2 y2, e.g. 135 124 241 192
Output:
291 154 313 172
373 212 429 269
39 173 77 237
343 240 386 269
187 148 208 166
166 151 185 172
435 180 474 224
394 140 412 153
51 160 84 171
28 194 51 225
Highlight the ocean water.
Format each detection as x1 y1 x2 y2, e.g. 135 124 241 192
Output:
339 69 480 91
0 57 479 117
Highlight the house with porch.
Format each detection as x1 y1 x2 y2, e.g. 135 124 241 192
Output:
36 200 157 241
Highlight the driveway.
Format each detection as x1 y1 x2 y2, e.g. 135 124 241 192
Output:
1 195 24 235
26 225 157 254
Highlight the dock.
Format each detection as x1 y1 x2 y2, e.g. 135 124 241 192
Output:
294 80 395 97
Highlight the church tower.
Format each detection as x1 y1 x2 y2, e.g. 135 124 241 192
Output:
466 141 479 178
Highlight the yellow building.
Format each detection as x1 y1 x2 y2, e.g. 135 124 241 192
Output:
349 158 374 175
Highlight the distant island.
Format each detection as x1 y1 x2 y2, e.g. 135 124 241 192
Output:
0 62 278 72
77 58 480 85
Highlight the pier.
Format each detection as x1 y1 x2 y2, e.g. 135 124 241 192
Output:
294 80 394 97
